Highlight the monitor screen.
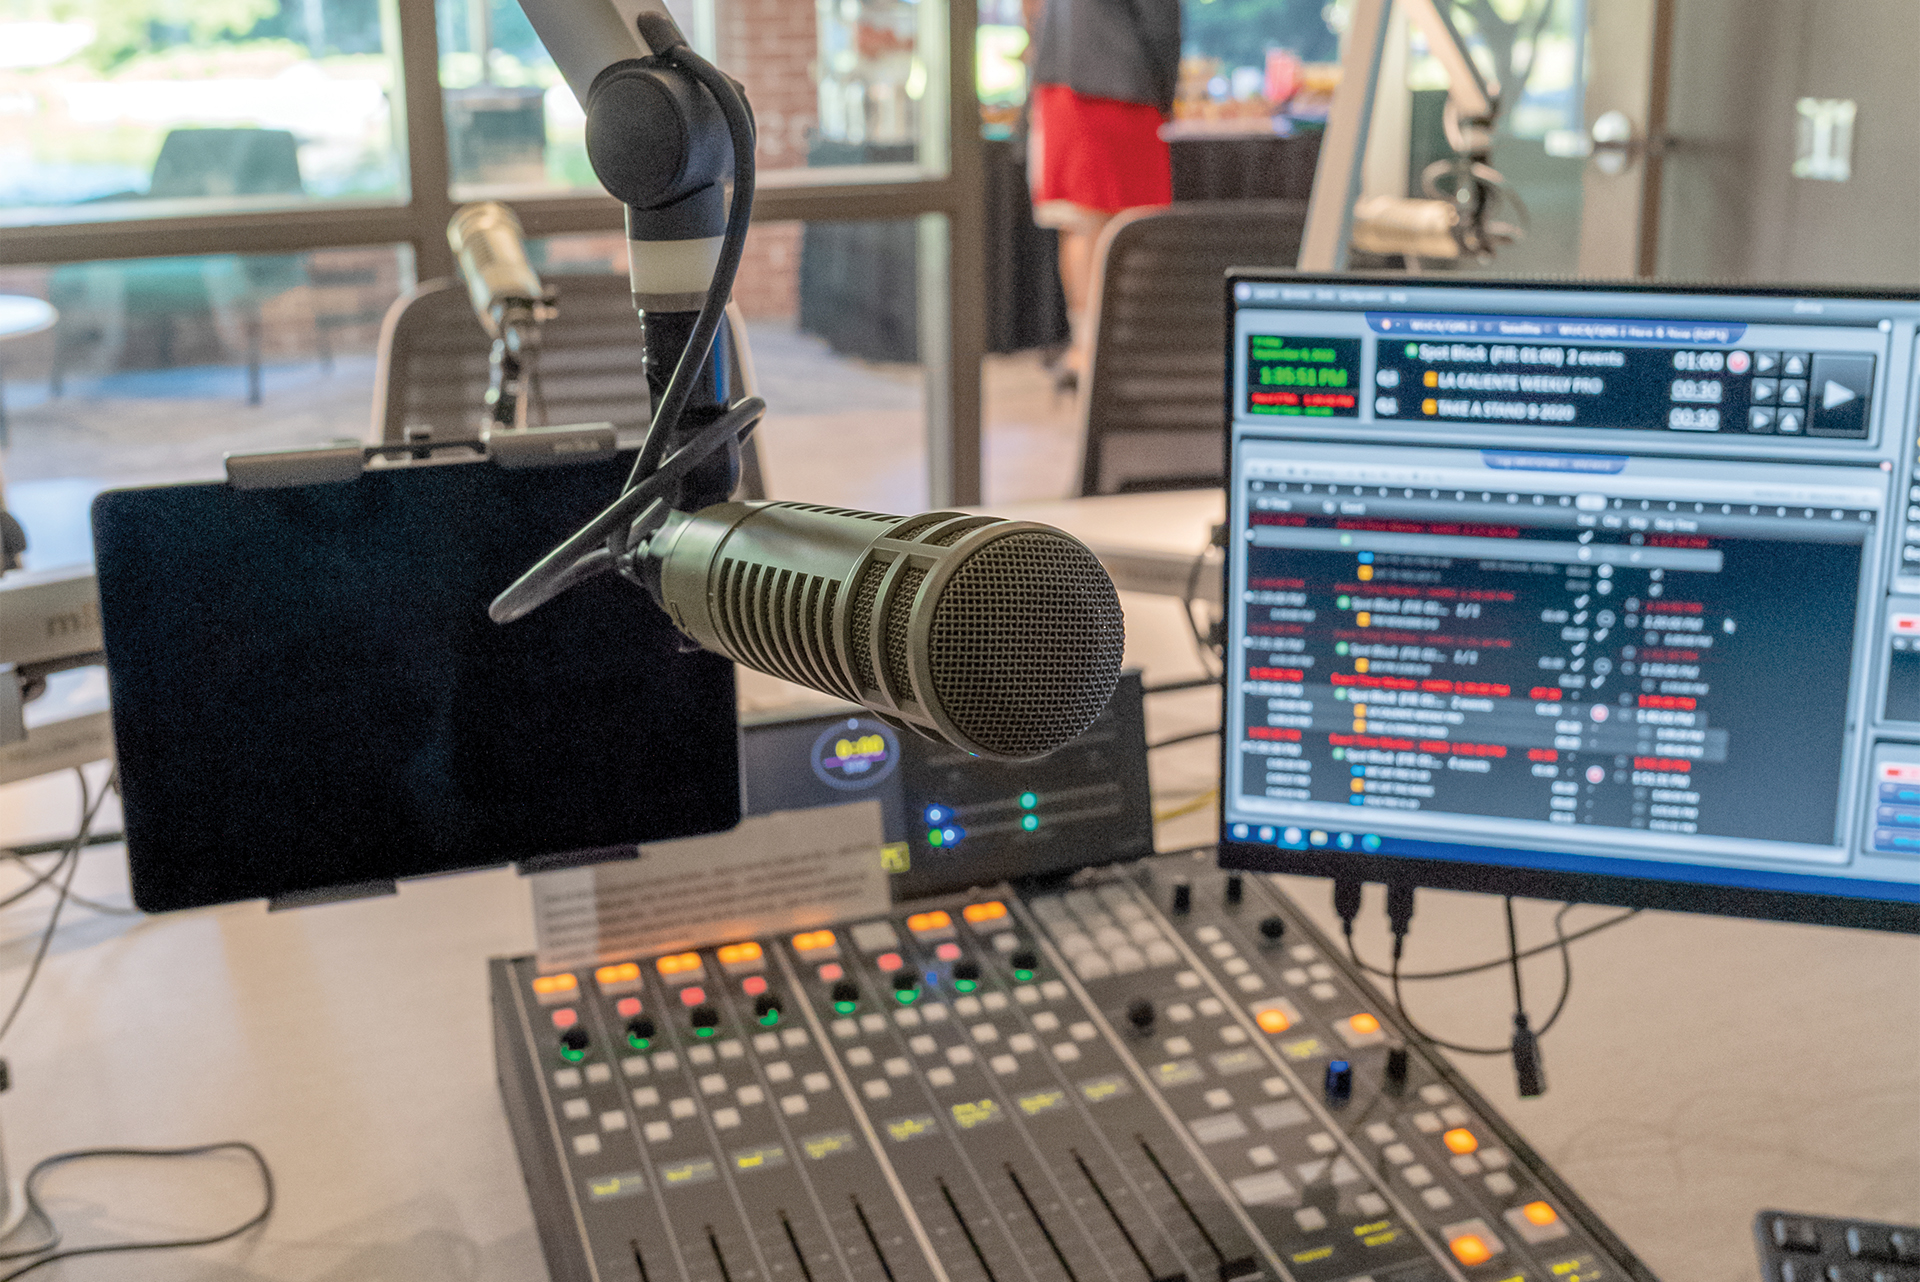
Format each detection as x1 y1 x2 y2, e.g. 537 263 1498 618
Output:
1217 275 1920 931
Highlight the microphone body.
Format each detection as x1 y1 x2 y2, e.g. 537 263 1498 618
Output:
447 201 555 430
1350 195 1464 260
644 501 1127 761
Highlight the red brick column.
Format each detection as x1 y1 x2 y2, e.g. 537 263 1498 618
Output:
717 0 817 319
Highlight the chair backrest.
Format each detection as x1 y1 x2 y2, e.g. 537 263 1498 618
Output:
370 271 765 496
1078 200 1308 496
149 128 304 199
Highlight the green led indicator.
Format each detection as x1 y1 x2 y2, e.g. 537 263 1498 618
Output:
693 1026 715 1038
1335 641 1350 655
1020 814 1039 832
954 978 978 993
1012 968 1035 983
758 1010 781 1027
894 987 918 1005
627 1034 651 1051
560 1046 586 1063
833 999 858 1015
927 829 944 847
1336 595 1350 609
1018 791 1038 809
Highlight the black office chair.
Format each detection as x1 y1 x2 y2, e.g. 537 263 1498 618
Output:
1077 200 1309 496
371 271 766 497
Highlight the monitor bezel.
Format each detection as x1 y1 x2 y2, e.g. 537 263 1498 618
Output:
1216 270 1920 934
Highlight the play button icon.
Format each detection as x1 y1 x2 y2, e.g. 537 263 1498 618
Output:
1808 353 1875 437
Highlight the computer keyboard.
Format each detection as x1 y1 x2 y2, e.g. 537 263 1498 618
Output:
1756 1209 1920 1281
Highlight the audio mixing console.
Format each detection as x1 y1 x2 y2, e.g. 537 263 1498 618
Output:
492 854 1651 1282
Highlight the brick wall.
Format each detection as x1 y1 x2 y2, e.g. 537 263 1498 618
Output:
718 0 818 319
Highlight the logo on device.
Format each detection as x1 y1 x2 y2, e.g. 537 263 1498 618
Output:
812 718 901 790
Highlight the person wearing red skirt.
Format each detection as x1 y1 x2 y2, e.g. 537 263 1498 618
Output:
1026 0 1181 386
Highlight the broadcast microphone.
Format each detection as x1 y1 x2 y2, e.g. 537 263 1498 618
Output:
640 501 1127 761
447 201 555 430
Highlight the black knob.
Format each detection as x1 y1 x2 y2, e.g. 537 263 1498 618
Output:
1225 874 1244 905
689 1004 719 1030
953 960 981 983
1010 949 1038 973
560 1025 590 1053
753 993 780 1019
1325 1059 1353 1105
1171 881 1192 915
1384 1045 1409 1094
625 1016 656 1047
892 969 918 992
1126 998 1155 1032
1258 916 1287 943
830 980 859 1006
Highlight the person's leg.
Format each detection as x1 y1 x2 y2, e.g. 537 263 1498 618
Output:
1057 212 1112 378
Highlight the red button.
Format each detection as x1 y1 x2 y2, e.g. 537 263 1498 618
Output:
615 996 642 1018
935 942 962 961
876 952 903 973
680 985 707 1006
550 1008 578 1029
742 975 769 996
817 962 844 982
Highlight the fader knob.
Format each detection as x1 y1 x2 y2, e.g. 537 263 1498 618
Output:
1325 1059 1353 1105
626 1016 657 1049
830 980 860 1008
689 1004 719 1031
953 960 982 984
753 993 781 1021
559 1025 590 1057
1010 949 1039 974
1171 881 1192 915
1258 916 1287 944
1126 999 1156 1033
1225 874 1244 905
1384 1045 1409 1095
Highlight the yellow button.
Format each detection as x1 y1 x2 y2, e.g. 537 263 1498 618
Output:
906 910 953 934
791 930 836 953
1349 1012 1380 1035
962 901 1007 924
594 962 640 987
717 941 763 966
1449 1233 1492 1266
531 973 577 996
1256 1008 1292 1034
1523 1201 1558 1226
1443 1127 1479 1155
655 952 702 977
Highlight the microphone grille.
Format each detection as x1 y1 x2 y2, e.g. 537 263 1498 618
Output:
919 530 1125 760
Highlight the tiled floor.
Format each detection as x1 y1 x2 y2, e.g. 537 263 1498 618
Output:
0 319 1083 569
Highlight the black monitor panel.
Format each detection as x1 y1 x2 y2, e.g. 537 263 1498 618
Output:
1219 276 1920 931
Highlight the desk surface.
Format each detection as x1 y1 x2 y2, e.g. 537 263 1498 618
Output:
0 491 1915 1282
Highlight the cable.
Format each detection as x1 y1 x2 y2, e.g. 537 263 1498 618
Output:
0 767 112 1050
1180 543 1221 677
0 1142 274 1280
1346 904 1640 981
1152 788 1217 824
1147 727 1218 751
1140 675 1221 696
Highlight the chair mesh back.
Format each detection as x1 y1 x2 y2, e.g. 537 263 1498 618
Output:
1079 201 1307 496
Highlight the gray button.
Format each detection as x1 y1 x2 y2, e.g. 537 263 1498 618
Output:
1751 378 1778 402
1777 409 1805 434
1782 352 1810 377
1754 350 1781 374
1778 380 1807 406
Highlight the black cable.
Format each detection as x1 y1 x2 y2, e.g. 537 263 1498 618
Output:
1146 727 1218 751
1347 905 1639 981
1180 544 1220 677
0 767 111 1050
1141 675 1221 696
1503 896 1525 1014
0 1141 274 1280
1388 947 1510 1057
1535 902 1578 1036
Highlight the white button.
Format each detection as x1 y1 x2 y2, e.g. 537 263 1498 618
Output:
601 1111 628 1132
862 1079 891 1100
832 1019 859 1039
562 1098 590 1120
654 1052 678 1071
1032 1011 1061 1032
687 1045 715 1066
585 1064 612 1084
1053 1043 1081 1062
1402 1163 1433 1187
630 1087 660 1109
554 1069 583 1090
1290 945 1317 962
765 1061 794 1083
994 933 1021 952
954 996 983 1017
1479 1147 1510 1170
803 1072 831 1093
781 1028 810 1047
1261 1076 1290 1097
1419 1083 1450 1105
859 1014 886 1033
753 1033 780 1054
1195 926 1223 943
909 1034 938 1055
1309 982 1338 1000
712 1107 741 1129
737 1085 765 1106
946 1046 976 1065
1145 942 1181 967
1365 1122 1396 1144
1420 1187 1453 1210
1294 1207 1327 1232
1069 1022 1097 1042
990 1054 1019 1075
1411 1111 1442 1133
1008 1033 1037 1054
894 1008 922 1027
1209 941 1237 959
1450 1154 1481 1175
982 992 1009 1011
971 1023 999 1043
1383 1143 1414 1165
1222 958 1250 975
921 1005 949 1023
1282 968 1308 986
700 1073 727 1095
1197 998 1224 1017
884 1057 911 1078
1248 1144 1277 1166
1167 1003 1195 1023
1075 955 1113 980
1440 1104 1470 1126
621 1056 649 1077
1204 1088 1233 1109
644 1120 672 1141
1175 971 1202 989
1236 975 1265 993
1110 947 1146 973
1307 963 1334 981
1356 1192 1389 1216
1219 1025 1248 1044
780 1096 807 1117
1014 985 1041 1005
1485 1171 1517 1196
1307 1132 1337 1154
1163 1036 1193 1056
1040 981 1069 1000
927 1066 956 1087
669 1098 696 1119
572 1133 602 1156
846 1046 875 1067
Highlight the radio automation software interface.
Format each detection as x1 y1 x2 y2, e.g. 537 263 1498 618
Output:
1220 276 1920 925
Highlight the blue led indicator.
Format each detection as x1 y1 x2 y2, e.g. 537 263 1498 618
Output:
1358 552 1374 563
925 805 948 825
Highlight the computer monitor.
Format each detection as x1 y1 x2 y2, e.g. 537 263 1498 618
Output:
1216 274 1920 932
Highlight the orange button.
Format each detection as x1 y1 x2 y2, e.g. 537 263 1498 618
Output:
550 1008 578 1029
680 985 706 1007
876 952 904 973
906 910 953 934
1443 1127 1479 1155
1349 1012 1381 1035
717 941 763 966
595 962 640 987
1256 1007 1292 1034
742 975 768 996
792 930 836 953
615 996 642 1017
531 973 578 997
655 952 702 977
1449 1233 1493 1266
962 901 1008 924
1523 1201 1558 1226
